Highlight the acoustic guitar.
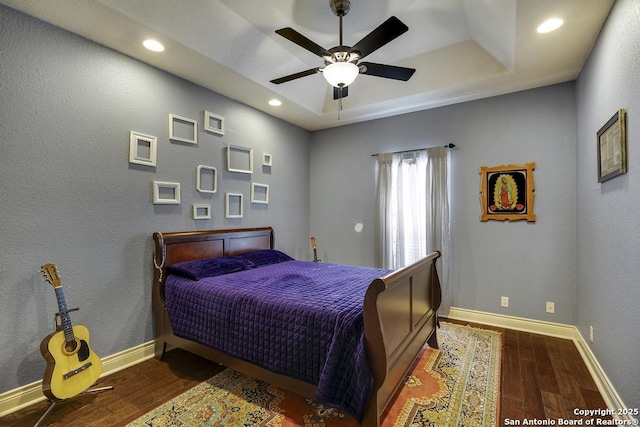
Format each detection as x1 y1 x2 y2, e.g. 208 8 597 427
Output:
40 263 102 400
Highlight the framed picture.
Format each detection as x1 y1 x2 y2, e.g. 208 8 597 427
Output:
225 192 243 218
196 165 217 193
479 162 536 222
250 182 269 204
262 153 273 167
152 181 181 205
203 111 224 136
129 131 157 166
597 109 627 183
226 144 253 174
169 114 197 144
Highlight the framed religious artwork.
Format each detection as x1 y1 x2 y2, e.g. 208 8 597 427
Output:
479 162 536 222
597 109 627 183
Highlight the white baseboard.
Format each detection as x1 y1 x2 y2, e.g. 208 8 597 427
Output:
0 340 155 418
572 329 637 422
446 307 577 339
446 307 636 422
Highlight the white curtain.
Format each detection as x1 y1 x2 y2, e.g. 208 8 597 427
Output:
374 153 396 269
374 146 451 313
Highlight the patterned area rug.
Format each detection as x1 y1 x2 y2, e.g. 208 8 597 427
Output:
127 322 501 427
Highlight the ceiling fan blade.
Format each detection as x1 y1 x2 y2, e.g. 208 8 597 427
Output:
360 62 415 81
333 85 349 100
350 16 408 59
270 67 321 84
275 27 330 58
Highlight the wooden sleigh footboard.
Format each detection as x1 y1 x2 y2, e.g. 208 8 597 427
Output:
152 227 441 426
362 251 442 426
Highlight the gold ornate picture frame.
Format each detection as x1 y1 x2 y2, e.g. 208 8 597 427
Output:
597 109 627 183
479 162 536 222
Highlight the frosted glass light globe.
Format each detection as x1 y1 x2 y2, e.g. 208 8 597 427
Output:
323 62 359 87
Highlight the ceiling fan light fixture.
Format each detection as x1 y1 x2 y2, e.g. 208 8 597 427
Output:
323 62 359 87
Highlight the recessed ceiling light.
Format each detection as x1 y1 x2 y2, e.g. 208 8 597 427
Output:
268 99 282 107
143 39 165 52
537 18 564 34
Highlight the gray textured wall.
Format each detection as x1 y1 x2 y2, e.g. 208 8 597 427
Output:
0 5 310 393
575 0 640 409
310 83 577 325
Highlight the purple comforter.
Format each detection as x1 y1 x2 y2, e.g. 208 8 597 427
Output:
164 260 391 422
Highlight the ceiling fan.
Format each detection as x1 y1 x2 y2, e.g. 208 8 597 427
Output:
270 0 416 100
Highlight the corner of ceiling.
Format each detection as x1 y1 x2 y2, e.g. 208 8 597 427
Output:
462 0 517 72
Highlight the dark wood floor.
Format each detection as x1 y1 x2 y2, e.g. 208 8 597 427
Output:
2 320 610 426
443 319 611 425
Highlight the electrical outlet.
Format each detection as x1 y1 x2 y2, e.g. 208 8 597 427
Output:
546 301 555 314
590 325 594 342
501 296 509 307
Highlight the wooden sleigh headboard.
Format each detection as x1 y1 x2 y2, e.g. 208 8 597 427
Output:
153 226 274 285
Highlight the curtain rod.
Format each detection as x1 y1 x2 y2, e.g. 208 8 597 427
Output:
370 143 456 157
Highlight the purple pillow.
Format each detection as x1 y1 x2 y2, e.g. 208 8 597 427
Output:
237 249 294 267
167 256 254 280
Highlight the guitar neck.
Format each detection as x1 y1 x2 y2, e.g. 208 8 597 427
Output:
54 286 76 343
310 237 320 262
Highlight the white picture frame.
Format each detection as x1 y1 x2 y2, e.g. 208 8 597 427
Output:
196 165 217 193
262 153 273 167
250 182 269 204
192 203 212 219
152 181 181 205
169 114 197 144
226 144 253 174
129 131 157 166
225 192 243 218
203 111 225 136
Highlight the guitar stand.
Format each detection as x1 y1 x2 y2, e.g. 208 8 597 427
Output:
34 386 115 427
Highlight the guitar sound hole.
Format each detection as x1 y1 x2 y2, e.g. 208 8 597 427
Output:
65 340 78 353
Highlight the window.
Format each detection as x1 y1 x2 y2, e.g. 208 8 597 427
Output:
375 147 450 270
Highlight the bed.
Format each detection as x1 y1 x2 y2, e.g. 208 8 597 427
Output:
152 227 441 426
